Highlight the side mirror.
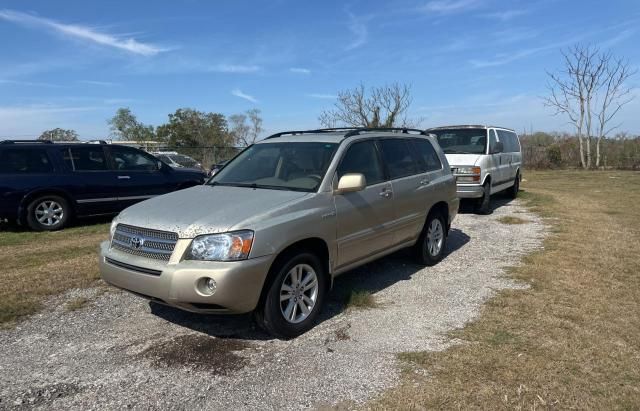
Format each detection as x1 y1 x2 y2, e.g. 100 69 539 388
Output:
335 173 366 194
492 141 504 154
157 160 165 170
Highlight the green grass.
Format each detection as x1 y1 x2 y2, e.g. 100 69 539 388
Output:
496 216 528 225
345 290 379 309
0 222 109 325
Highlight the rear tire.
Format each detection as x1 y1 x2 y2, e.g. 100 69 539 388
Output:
414 211 447 266
257 252 326 339
475 181 492 215
26 195 70 231
507 172 520 199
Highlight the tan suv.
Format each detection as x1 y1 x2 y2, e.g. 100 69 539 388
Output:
99 128 459 338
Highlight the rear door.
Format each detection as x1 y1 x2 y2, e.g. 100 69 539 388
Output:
377 138 426 244
334 140 396 268
106 145 172 207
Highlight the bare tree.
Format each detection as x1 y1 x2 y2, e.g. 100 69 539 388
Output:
544 45 635 169
594 56 636 167
229 109 264 146
319 83 417 128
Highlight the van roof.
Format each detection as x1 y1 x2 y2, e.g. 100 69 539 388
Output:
426 125 516 132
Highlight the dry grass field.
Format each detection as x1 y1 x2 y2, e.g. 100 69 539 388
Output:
0 222 109 325
374 170 640 409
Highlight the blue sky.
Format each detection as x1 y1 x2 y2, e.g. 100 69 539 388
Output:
0 0 639 139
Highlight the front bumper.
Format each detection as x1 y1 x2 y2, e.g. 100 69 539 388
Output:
456 183 485 199
99 241 274 314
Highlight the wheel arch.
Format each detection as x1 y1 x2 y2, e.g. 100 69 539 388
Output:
428 201 450 231
258 237 330 306
19 188 76 224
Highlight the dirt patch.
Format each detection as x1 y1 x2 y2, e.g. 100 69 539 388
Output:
138 334 251 374
1 383 80 408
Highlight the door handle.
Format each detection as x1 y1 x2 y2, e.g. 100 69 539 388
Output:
117 175 131 180
379 189 392 198
419 179 430 186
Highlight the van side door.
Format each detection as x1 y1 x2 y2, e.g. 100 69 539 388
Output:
487 128 507 188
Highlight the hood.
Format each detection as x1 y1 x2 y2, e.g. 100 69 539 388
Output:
444 153 483 167
115 185 310 238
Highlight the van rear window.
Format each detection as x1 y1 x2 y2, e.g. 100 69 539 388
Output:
0 148 53 173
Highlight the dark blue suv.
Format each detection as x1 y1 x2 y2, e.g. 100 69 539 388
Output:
0 141 206 231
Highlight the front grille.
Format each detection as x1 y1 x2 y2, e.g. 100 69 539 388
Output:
111 223 178 261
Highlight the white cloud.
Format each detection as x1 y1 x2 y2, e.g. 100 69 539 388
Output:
78 80 120 87
231 89 258 103
481 9 528 21
290 67 311 74
211 64 261 73
345 13 368 51
0 79 61 88
0 9 167 56
421 0 481 14
307 93 337 99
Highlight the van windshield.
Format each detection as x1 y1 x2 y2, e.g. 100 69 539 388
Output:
431 128 487 155
209 142 339 192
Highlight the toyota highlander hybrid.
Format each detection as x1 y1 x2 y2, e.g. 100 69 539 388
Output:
99 128 459 338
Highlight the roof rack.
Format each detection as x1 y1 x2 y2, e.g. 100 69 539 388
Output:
343 128 426 138
265 127 427 140
426 125 516 132
0 139 53 144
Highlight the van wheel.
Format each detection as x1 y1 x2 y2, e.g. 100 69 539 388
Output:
475 182 492 215
507 172 520 199
414 212 447 266
257 252 326 339
26 195 70 231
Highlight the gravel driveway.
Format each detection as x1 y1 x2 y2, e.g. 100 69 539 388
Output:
0 196 545 410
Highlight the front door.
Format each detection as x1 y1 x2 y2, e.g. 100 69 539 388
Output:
106 145 170 207
334 140 396 268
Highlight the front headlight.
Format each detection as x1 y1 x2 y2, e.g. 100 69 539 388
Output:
186 230 254 261
109 220 118 241
454 166 481 183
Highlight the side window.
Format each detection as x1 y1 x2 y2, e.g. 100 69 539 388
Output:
412 139 442 172
336 141 384 186
0 148 53 173
63 147 108 171
489 129 499 153
110 146 159 171
378 139 419 179
509 132 521 152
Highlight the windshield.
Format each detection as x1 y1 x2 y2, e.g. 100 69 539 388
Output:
209 142 339 192
431 128 487 155
169 154 199 167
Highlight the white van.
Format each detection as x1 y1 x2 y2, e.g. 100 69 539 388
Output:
426 125 522 214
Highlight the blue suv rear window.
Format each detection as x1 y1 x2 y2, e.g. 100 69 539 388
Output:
0 148 53 173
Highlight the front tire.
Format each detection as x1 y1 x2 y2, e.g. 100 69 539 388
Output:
26 195 70 231
507 172 520 199
475 181 492 215
257 252 326 339
414 212 447 266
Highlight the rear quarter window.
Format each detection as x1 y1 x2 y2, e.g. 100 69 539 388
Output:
0 148 53 173
412 139 442 172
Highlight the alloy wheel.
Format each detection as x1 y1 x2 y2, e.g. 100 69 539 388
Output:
279 263 319 324
426 218 444 257
35 200 64 227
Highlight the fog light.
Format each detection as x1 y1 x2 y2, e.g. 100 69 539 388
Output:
197 277 217 295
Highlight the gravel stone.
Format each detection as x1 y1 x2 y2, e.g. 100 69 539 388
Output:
0 197 546 410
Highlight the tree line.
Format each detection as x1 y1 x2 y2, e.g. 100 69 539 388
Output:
37 107 264 148
36 43 636 171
